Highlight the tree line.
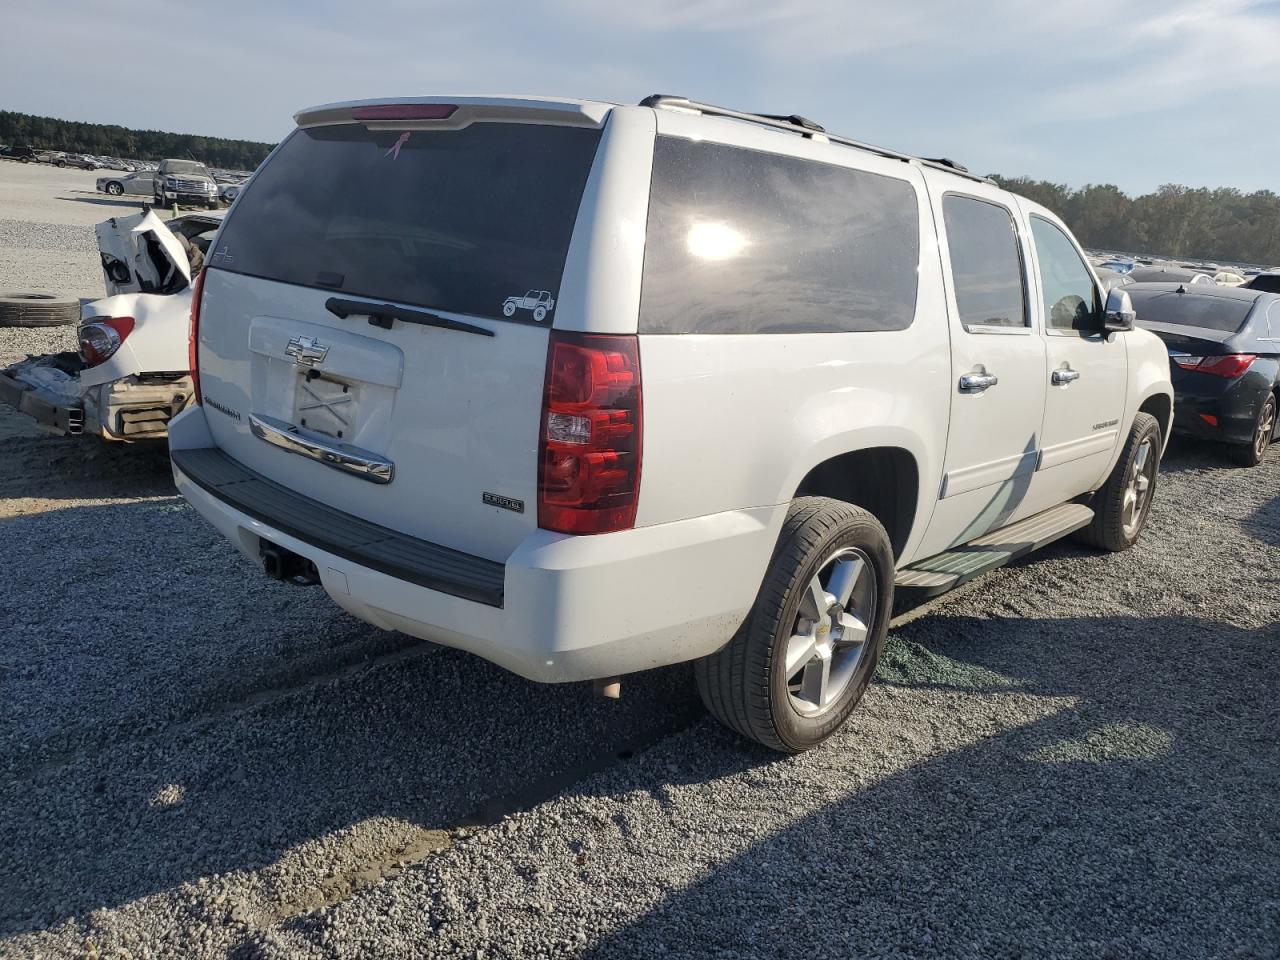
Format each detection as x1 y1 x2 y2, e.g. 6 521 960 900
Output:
0 110 273 170
989 175 1280 268
3 109 1277 264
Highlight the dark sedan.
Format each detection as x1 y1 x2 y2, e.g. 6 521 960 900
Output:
1131 283 1279 466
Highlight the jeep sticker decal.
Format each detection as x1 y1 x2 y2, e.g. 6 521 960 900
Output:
501 289 556 322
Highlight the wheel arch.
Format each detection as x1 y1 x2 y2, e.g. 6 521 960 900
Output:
792 445 922 561
1138 390 1172 446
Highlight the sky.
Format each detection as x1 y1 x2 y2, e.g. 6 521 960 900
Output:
5 0 1279 195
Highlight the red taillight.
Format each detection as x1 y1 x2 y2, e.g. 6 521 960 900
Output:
538 332 642 535
189 268 205 404
1195 354 1255 378
78 316 135 366
1173 354 1256 378
352 104 457 121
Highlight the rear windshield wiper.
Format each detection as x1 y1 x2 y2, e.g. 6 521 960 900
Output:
325 297 494 338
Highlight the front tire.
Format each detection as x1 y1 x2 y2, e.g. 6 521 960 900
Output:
695 497 894 753
106 181 123 196
1079 412 1161 552
1229 393 1276 467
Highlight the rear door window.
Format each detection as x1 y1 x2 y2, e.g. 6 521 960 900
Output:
209 122 602 324
639 136 920 334
941 195 1028 331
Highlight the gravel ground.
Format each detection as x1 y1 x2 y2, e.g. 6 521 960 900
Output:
0 162 140 301
1 162 1277 959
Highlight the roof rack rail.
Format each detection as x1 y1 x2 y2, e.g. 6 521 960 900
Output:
637 95 991 185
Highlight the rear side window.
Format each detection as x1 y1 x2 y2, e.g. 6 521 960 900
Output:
942 195 1027 330
639 137 920 334
209 122 602 323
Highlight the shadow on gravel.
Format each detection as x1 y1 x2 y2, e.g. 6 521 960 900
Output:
582 612 1280 958
1243 493 1280 548
0 489 702 936
0 431 173 501
1157 435 1238 474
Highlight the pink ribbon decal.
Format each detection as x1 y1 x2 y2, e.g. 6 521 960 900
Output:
385 131 410 160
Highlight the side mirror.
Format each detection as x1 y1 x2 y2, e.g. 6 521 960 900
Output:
1103 288 1136 332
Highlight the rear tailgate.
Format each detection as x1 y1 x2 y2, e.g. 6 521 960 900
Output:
195 102 607 563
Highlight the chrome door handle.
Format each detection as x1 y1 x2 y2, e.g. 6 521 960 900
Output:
250 413 394 484
1052 368 1081 385
959 372 999 392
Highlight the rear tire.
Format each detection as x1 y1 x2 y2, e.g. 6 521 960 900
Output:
0 292 81 327
1079 412 1161 551
1229 393 1276 467
695 497 894 753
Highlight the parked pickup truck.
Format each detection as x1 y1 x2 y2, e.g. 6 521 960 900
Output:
152 158 220 209
170 95 1174 752
0 210 220 440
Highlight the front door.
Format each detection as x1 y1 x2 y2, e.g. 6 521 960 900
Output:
1023 211 1127 501
915 176 1048 559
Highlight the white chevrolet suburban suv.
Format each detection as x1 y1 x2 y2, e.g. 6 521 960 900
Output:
170 95 1173 752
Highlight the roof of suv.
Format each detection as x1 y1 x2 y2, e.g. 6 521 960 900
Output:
293 94 992 188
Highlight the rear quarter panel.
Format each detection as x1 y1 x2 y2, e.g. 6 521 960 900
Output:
1121 326 1175 456
633 115 949 565
78 289 193 387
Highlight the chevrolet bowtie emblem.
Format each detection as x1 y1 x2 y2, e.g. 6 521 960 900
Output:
285 335 329 366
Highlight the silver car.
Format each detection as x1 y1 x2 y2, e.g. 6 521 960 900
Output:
96 172 155 197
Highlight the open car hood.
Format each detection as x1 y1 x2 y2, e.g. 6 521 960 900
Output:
95 210 191 297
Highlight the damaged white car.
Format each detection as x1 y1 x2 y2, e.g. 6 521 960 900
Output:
0 209 220 440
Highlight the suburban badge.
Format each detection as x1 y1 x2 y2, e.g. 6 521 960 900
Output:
483 492 525 513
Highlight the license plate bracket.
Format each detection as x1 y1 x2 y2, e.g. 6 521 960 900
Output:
293 370 356 439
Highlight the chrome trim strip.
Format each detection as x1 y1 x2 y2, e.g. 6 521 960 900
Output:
249 413 393 484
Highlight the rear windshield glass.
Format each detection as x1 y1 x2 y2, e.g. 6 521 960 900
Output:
1247 274 1280 293
639 136 920 334
209 122 601 323
1130 290 1255 333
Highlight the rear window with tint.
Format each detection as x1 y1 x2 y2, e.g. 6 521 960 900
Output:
209 122 601 323
639 137 920 334
1130 291 1256 333
1247 274 1280 294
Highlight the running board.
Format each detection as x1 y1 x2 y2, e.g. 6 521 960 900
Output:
895 503 1094 602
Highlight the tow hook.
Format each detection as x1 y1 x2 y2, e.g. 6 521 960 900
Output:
593 677 622 699
260 542 320 586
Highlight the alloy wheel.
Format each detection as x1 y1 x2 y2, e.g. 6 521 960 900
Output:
1254 398 1276 460
784 547 877 718
1121 437 1156 537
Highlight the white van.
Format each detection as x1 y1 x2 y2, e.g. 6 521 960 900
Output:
171 96 1173 751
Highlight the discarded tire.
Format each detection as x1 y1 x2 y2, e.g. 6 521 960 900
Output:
0 292 81 327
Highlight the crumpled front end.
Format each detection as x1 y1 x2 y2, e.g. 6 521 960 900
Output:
0 353 89 435
0 352 194 441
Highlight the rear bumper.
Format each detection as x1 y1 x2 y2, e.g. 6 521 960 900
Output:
170 410 782 682
1171 383 1263 445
